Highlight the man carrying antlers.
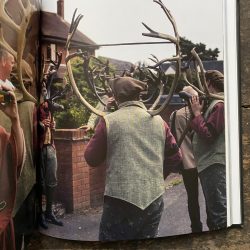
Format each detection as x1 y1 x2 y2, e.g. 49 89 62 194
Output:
85 76 182 241
190 70 226 230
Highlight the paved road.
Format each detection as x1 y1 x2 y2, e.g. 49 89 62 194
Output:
158 177 208 237
40 174 208 241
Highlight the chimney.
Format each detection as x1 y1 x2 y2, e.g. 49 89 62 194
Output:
57 0 64 19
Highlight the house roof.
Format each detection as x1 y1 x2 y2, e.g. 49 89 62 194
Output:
202 60 224 73
102 57 134 73
161 60 224 75
41 11 98 49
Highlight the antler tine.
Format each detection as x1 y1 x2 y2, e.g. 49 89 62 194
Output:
148 57 158 64
65 51 85 64
193 59 204 92
142 22 177 44
140 1 181 115
191 48 224 100
67 60 104 115
65 12 106 118
72 14 84 35
0 24 15 54
15 0 37 102
0 0 20 32
85 55 112 99
149 82 164 110
97 74 111 96
154 0 178 37
17 0 26 15
65 10 84 50
147 68 158 82
151 54 159 62
148 56 180 69
69 9 78 33
182 71 205 95
148 54 159 64
83 57 108 106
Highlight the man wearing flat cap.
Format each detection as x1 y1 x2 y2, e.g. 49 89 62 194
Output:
190 70 226 230
85 77 182 241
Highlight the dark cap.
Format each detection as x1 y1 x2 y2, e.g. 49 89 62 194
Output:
109 77 147 102
205 70 224 92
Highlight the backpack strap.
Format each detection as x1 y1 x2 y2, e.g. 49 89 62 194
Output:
170 110 178 140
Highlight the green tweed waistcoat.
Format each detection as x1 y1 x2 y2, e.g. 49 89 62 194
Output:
104 101 166 210
193 98 225 173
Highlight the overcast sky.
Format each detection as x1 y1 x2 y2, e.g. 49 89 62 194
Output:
41 0 224 64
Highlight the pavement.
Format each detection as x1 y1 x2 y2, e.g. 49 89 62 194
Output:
40 174 208 241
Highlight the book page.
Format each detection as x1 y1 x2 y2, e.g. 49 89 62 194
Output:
223 0 242 227
38 0 241 242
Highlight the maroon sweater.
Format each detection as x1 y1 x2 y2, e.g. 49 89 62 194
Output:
191 102 224 143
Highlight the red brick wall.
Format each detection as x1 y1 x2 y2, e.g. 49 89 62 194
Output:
71 140 90 211
54 132 74 212
54 129 106 213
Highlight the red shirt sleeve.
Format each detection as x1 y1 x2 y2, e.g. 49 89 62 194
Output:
84 118 107 167
191 102 224 143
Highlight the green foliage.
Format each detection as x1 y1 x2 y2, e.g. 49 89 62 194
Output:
53 56 115 129
180 37 220 61
54 57 98 129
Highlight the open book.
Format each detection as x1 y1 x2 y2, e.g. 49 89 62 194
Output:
0 0 242 247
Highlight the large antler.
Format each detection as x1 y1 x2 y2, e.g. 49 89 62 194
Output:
191 48 224 100
65 10 106 117
66 1 181 117
142 0 181 115
82 54 112 105
0 0 37 103
177 48 224 147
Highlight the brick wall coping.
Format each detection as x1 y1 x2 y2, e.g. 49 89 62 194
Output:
54 129 90 142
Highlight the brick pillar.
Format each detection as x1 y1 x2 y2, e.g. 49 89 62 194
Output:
54 129 90 213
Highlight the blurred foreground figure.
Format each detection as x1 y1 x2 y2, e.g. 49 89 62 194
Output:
0 90 25 250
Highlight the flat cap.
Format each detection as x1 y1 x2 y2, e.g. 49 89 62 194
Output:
110 77 147 101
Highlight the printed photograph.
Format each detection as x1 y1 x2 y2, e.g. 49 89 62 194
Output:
38 0 228 242
1 0 238 247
